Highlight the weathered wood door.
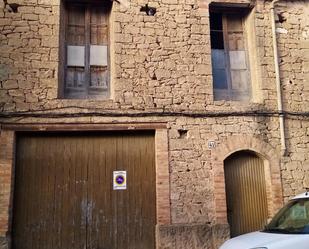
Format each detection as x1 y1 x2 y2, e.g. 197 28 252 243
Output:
12 131 156 249
224 151 268 237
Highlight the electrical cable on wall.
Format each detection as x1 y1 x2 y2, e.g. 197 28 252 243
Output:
0 107 308 120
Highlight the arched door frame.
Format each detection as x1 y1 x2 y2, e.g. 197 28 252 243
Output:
212 135 283 226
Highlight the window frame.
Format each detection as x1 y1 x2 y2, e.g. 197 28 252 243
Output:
58 0 112 99
210 6 252 101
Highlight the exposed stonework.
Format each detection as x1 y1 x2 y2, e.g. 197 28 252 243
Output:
0 235 8 249
157 224 229 249
275 1 309 202
0 0 309 248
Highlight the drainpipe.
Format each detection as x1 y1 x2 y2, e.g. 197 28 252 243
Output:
270 0 287 156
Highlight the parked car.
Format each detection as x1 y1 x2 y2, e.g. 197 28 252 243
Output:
220 192 309 249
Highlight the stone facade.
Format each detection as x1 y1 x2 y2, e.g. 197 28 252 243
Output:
0 0 308 248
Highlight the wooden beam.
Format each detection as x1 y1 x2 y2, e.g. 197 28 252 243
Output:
1 122 167 131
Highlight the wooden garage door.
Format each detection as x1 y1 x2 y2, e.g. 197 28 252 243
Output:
12 131 156 249
224 151 268 237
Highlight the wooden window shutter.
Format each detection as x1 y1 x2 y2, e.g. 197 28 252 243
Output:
226 13 250 96
63 2 111 99
89 6 109 96
210 10 251 101
65 5 86 97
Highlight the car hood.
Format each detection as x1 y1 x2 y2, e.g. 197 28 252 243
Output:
220 231 309 249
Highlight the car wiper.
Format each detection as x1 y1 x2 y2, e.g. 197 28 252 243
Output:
263 227 293 234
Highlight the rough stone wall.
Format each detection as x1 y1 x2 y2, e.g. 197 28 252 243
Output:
0 237 8 249
157 223 229 249
0 0 280 112
277 1 309 111
0 0 59 111
168 116 281 224
275 1 309 202
0 0 309 248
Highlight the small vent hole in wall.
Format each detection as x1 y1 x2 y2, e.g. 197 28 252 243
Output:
277 13 286 23
156 37 160 45
4 1 20 13
178 129 188 139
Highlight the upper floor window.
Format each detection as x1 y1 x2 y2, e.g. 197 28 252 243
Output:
210 7 252 101
60 1 111 99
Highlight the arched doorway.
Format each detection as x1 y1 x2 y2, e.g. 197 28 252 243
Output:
224 151 268 237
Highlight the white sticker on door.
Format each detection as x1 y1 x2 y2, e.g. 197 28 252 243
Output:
113 171 127 190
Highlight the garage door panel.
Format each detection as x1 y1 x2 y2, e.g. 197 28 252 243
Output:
13 132 156 249
86 136 114 249
62 137 87 249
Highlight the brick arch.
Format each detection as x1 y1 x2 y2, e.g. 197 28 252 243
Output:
212 135 283 225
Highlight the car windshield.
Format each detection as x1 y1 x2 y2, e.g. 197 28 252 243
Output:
263 198 309 234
